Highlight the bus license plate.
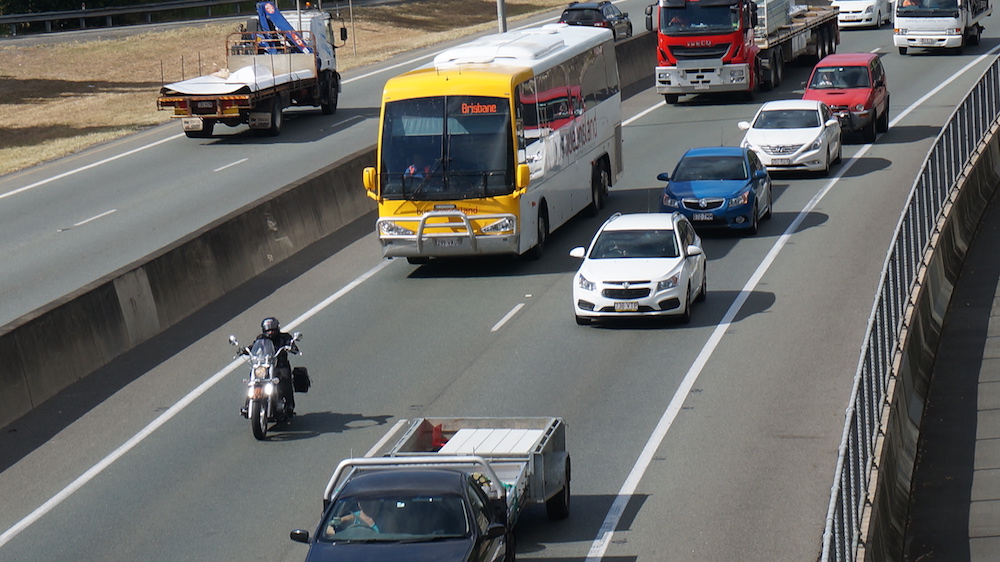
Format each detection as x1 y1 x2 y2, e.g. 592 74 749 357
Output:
435 238 460 247
614 302 638 312
692 213 713 221
772 158 791 166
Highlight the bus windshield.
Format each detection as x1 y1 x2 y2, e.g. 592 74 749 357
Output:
379 95 515 201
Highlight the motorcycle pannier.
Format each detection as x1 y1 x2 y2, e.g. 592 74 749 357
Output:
292 367 311 393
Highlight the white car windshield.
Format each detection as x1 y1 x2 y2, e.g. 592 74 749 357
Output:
754 109 821 129
590 229 680 259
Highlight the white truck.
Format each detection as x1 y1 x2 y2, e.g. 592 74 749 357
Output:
893 0 991 54
157 1 346 138
289 417 571 561
645 0 841 103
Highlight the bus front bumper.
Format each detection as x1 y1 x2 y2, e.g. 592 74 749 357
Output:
377 212 520 258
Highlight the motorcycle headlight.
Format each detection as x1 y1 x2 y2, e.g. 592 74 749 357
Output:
657 273 680 291
729 191 751 207
264 382 275 396
253 365 269 379
577 273 596 292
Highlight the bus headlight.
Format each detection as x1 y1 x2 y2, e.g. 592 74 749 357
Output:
481 217 515 234
379 221 414 236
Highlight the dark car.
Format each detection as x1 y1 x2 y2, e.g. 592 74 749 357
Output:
559 1 633 41
802 52 889 143
291 468 510 561
657 146 773 235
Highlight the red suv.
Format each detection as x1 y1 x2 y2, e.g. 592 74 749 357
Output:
803 53 889 143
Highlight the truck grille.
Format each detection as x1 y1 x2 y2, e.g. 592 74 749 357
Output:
670 44 731 60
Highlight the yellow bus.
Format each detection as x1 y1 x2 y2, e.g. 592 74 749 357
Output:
362 23 623 262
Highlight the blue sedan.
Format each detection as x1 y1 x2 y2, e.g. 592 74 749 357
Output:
657 146 773 235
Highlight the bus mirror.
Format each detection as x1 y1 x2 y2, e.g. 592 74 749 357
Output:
363 167 378 199
515 164 531 191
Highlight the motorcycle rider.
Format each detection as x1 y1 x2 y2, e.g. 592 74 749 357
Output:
256 316 298 417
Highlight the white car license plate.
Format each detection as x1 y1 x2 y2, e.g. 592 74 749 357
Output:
614 302 639 312
435 238 460 247
692 213 713 221
772 158 791 166
842 15 861 21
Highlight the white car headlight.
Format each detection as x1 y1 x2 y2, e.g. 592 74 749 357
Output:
577 273 596 292
809 136 824 150
657 273 680 291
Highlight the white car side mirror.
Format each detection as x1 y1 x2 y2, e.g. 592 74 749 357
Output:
738 121 751 130
569 247 587 258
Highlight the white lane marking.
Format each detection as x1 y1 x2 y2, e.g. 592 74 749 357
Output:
73 209 117 227
491 303 525 332
0 134 184 202
0 258 394 549
585 44 1000 561
213 158 248 172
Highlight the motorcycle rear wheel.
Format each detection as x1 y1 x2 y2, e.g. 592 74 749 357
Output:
250 401 267 440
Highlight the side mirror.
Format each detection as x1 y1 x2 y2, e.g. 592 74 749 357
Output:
569 246 587 258
754 169 768 179
289 529 310 544
362 167 378 200
229 335 239 346
656 172 670 182
738 121 751 130
515 163 531 191
686 245 704 257
292 332 302 342
484 523 507 541
340 27 348 42
825 118 839 127
645 4 654 32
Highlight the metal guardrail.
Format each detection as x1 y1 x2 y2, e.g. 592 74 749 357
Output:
820 57 1000 562
0 0 282 34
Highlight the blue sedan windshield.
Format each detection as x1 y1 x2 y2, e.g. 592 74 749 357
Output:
673 156 748 181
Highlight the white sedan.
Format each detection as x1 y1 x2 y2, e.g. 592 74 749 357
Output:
570 212 706 325
831 0 893 28
739 99 843 175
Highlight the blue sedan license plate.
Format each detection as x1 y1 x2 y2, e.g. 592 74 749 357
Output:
614 302 638 312
692 213 713 221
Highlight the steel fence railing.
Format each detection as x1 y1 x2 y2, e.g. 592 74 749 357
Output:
820 57 1000 562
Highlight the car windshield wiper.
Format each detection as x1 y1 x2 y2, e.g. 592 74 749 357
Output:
398 534 466 543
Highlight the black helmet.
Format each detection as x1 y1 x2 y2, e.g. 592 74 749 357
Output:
261 317 280 335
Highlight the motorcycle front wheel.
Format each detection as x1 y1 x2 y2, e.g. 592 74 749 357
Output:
250 400 267 440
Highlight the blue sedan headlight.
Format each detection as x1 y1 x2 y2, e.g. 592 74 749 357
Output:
661 192 680 209
729 191 751 207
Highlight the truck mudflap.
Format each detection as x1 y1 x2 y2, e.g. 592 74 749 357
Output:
654 62 753 95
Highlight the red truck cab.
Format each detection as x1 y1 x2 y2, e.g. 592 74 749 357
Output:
645 0 762 103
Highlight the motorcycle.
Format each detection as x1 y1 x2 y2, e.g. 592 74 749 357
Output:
229 331 302 440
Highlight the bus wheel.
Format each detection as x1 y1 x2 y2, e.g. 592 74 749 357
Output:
664 94 679 104
586 165 609 217
526 209 548 260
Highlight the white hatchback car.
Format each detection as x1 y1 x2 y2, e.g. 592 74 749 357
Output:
739 99 843 175
570 212 706 325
